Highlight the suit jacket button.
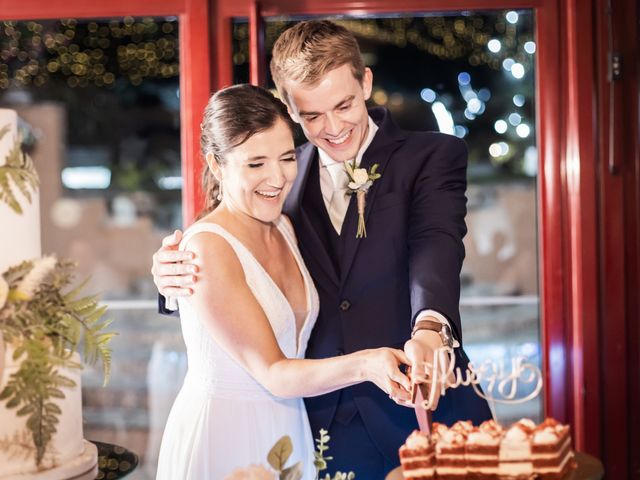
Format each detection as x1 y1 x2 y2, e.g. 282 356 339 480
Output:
339 300 351 311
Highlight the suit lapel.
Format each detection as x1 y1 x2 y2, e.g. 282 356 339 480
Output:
340 108 406 283
286 143 340 288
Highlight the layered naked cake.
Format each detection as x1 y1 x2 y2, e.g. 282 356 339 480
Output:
498 419 536 480
465 420 503 479
434 422 468 479
531 419 576 479
399 430 436 479
450 420 473 437
399 418 577 480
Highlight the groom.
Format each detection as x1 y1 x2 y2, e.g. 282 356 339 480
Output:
153 20 491 476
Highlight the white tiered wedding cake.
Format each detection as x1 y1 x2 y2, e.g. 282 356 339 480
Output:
0 109 98 480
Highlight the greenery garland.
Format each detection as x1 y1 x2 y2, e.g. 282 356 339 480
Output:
0 257 114 466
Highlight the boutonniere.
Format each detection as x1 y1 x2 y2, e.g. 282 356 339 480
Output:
344 160 382 238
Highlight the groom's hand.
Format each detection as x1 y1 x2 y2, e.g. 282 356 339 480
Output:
403 329 450 411
151 230 198 297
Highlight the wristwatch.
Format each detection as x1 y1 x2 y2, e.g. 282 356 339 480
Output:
411 319 455 348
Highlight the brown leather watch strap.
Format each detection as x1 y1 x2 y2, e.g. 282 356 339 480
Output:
411 319 443 338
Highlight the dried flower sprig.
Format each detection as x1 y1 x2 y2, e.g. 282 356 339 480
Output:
344 161 381 238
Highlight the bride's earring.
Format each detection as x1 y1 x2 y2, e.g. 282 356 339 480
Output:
217 181 223 201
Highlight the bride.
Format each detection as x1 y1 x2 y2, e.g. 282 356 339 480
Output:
155 84 411 479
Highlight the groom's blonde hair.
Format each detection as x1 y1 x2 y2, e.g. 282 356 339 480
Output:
270 20 365 107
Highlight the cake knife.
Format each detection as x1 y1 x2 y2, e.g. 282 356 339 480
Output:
412 381 433 435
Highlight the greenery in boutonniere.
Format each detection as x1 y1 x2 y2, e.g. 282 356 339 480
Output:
344 160 382 238
0 257 115 466
0 123 39 214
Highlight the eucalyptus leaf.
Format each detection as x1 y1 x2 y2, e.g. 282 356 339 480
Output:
268 435 293 470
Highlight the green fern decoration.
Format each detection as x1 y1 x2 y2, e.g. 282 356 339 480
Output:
0 123 39 214
0 258 115 466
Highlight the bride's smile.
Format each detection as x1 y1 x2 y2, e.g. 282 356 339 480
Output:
211 117 297 224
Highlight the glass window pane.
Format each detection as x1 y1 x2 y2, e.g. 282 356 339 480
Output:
232 21 249 84
1 16 182 477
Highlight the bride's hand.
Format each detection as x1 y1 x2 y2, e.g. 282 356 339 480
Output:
361 348 412 405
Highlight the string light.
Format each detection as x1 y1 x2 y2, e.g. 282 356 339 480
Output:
0 17 179 89
231 12 534 71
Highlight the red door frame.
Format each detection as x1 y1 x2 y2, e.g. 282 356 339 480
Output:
210 0 600 456
0 0 212 225
593 0 639 477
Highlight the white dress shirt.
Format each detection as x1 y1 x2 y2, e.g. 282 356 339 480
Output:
316 116 457 342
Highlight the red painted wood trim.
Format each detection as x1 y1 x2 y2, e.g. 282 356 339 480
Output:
249 1 266 86
179 0 211 226
535 1 569 426
0 0 185 19
211 2 234 91
626 1 640 469
595 0 634 476
563 0 600 455
217 0 547 17
626 3 640 475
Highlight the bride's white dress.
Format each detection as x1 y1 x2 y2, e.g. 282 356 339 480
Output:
156 217 319 479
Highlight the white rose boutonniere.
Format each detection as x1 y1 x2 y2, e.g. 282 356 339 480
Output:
344 160 382 238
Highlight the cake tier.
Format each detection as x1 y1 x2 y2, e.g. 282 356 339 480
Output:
0 349 86 477
0 109 41 274
0 441 97 480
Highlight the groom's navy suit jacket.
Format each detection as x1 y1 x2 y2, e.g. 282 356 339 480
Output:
282 107 491 464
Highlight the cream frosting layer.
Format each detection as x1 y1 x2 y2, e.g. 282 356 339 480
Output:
406 430 431 449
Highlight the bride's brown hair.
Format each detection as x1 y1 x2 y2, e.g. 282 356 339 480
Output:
199 84 295 216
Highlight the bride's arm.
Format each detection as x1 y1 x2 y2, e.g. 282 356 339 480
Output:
186 231 411 400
